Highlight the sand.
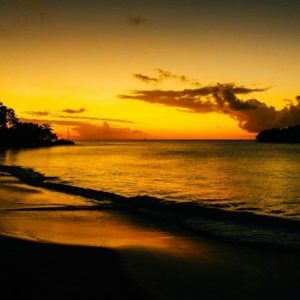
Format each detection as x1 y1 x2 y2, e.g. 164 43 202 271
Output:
0 172 300 300
0 235 151 300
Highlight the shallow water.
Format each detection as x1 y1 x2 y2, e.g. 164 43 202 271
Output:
1 140 300 220
0 174 205 255
0 172 299 300
0 173 90 210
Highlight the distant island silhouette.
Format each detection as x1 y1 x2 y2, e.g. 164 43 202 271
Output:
0 102 74 148
256 125 300 143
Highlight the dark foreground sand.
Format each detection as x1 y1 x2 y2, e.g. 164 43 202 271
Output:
0 235 151 300
1 226 300 300
0 172 300 300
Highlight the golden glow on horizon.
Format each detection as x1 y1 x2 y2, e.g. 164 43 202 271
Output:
1 1 300 139
0 84 294 140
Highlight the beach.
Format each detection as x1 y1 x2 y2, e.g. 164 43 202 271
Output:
2 0 300 298
0 235 150 300
1 171 300 300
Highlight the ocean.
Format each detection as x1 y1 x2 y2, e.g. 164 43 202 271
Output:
1 140 300 221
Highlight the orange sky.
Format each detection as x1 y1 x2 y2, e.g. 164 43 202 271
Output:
1 0 300 139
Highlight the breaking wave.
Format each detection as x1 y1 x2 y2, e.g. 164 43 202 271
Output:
0 164 299 250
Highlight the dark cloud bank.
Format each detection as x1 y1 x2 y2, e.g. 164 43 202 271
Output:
121 81 300 133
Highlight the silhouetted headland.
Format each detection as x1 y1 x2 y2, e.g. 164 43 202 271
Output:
0 102 74 148
256 125 300 143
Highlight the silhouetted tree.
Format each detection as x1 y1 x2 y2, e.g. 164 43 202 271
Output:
0 102 19 129
0 102 59 148
256 125 300 143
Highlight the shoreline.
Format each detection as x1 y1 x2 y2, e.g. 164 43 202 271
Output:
0 164 299 250
0 139 75 150
1 171 300 299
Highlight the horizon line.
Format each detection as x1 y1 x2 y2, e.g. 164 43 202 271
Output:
71 138 256 142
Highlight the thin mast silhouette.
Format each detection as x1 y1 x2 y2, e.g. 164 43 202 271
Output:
67 126 70 140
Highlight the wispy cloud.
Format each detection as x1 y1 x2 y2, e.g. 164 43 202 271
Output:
24 111 134 124
62 108 86 114
133 74 160 84
133 69 200 86
121 83 300 133
73 122 146 140
20 118 145 140
25 110 51 117
54 115 135 124
127 16 147 26
156 69 200 86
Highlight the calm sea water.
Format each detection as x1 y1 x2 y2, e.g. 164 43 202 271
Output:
1 141 300 220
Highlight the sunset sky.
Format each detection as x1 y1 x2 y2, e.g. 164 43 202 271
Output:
1 0 300 139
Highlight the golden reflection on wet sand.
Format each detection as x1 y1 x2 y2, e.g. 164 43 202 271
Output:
1 173 300 300
0 171 210 257
0 210 207 257
0 172 207 257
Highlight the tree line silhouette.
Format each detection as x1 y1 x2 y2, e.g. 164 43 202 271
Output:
0 102 72 148
256 125 300 143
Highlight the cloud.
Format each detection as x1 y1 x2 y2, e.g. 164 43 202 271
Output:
120 83 300 133
24 111 134 124
127 16 147 26
72 122 146 140
20 117 84 127
62 108 86 114
20 117 145 139
133 74 160 84
156 69 200 85
25 111 51 117
120 84 264 113
56 115 134 124
96 118 134 124
52 114 134 124
133 69 200 86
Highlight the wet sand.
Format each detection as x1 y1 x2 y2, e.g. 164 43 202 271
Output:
0 172 300 299
0 173 150 299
